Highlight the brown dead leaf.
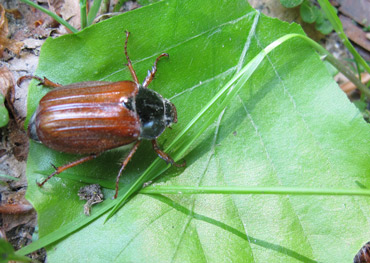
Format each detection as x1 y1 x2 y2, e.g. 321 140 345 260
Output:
0 66 15 99
0 66 24 128
8 120 29 161
336 0 370 27
1 190 36 232
4 8 22 19
0 4 23 57
48 0 65 14
0 204 33 214
340 15 370 52
46 0 81 31
59 0 81 30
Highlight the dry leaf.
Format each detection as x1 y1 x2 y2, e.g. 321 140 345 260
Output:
0 65 15 98
0 4 24 57
4 8 22 19
0 66 24 127
1 190 36 232
59 0 81 30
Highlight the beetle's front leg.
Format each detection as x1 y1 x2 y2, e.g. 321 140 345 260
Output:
151 140 186 167
17 76 62 89
142 53 169 88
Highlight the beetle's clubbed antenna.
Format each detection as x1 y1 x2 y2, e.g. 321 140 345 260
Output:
124 31 139 84
142 53 169 88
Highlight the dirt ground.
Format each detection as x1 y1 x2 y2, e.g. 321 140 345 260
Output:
0 0 369 262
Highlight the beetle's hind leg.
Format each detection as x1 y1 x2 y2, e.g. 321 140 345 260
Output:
17 76 62 89
142 53 169 88
151 140 186 167
37 154 99 187
124 31 139 84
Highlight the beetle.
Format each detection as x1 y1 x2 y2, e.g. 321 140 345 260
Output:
19 31 185 199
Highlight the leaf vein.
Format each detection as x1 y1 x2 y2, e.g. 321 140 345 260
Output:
238 95 316 258
113 206 173 261
101 11 257 81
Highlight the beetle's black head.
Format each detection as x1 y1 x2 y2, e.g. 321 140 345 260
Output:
135 87 177 140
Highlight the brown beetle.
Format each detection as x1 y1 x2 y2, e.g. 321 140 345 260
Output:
20 31 185 199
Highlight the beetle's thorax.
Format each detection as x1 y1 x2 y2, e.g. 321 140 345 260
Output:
133 86 177 140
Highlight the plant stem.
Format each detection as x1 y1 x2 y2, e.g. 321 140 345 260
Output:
113 0 129 12
101 0 110 13
19 0 78 33
80 0 87 29
324 54 370 98
87 0 103 26
141 185 370 197
317 0 370 74
290 34 370 99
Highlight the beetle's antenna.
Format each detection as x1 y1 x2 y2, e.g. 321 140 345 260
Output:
142 53 169 88
124 31 139 84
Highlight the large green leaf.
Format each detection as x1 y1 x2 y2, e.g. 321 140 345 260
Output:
23 0 370 262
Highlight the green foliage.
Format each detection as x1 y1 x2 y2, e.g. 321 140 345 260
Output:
280 0 303 8
317 0 370 74
323 60 338 77
0 174 20 186
0 239 31 263
0 94 9 127
354 100 370 122
18 0 370 262
281 0 334 34
137 0 161 5
0 174 19 181
315 9 334 34
87 0 103 25
300 0 319 23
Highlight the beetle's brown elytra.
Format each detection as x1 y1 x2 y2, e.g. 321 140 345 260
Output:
21 31 185 199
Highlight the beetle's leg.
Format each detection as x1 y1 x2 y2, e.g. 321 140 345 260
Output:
17 76 62 89
114 140 141 199
151 140 186 168
124 31 139 84
142 53 169 88
37 154 98 187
